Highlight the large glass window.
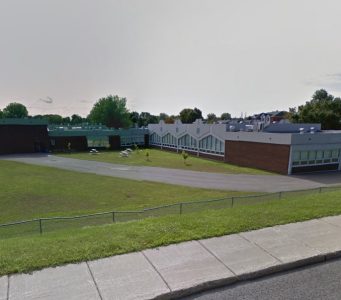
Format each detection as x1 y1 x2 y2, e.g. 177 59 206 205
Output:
150 133 161 145
292 148 340 167
178 134 197 150
121 135 144 146
332 149 339 162
198 135 224 155
162 133 177 147
87 136 110 148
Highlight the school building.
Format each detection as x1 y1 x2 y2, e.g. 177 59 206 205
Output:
1 117 341 175
148 119 341 174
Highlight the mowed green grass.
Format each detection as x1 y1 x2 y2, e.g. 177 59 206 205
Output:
0 160 250 224
1 189 341 276
58 148 271 175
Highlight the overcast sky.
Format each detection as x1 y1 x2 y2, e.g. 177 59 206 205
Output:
1 0 341 118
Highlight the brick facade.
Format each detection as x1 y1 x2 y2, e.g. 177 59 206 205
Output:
0 125 49 154
225 140 290 174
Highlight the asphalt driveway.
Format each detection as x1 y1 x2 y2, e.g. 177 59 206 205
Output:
1 154 336 192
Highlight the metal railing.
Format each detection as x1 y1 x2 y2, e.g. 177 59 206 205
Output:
1 186 340 239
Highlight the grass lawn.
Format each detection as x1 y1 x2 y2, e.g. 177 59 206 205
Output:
57 148 271 175
0 160 251 224
1 189 341 276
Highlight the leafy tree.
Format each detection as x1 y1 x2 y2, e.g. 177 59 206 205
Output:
220 112 231 120
62 117 71 124
2 102 28 118
207 113 218 124
165 115 176 124
145 150 150 161
71 114 83 124
0 110 3 118
42 114 64 124
159 113 169 121
291 89 341 130
138 112 159 127
129 111 139 125
181 150 189 165
88 95 131 128
160 112 176 124
179 107 202 123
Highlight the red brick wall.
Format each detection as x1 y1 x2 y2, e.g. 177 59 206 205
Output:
225 141 290 174
0 125 49 154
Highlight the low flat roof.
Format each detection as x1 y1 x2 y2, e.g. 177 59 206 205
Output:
0 118 48 125
48 127 148 137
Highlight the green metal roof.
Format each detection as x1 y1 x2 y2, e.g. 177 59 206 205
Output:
0 118 48 125
48 127 148 137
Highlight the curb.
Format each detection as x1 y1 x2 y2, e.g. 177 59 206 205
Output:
153 250 341 299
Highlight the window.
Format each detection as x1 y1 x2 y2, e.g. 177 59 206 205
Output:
178 134 197 150
121 135 144 146
150 133 161 145
198 135 224 155
308 151 316 164
87 136 110 148
162 133 177 147
332 149 339 162
292 148 340 167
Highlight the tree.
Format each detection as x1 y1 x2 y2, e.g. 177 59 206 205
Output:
220 112 231 120
71 114 83 124
0 110 3 118
88 95 131 128
207 113 218 124
159 113 169 121
164 115 176 124
291 89 341 130
179 107 202 123
181 150 189 165
2 102 28 118
62 117 71 124
138 112 159 127
129 111 139 126
145 150 150 161
159 112 176 124
42 114 64 124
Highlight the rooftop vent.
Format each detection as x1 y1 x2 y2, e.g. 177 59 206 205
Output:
245 125 253 132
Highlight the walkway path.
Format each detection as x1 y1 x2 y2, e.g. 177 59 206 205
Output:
0 154 332 192
2 215 341 299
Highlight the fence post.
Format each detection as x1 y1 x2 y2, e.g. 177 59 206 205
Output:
180 203 183 215
39 219 43 234
112 212 115 223
231 197 234 208
278 192 282 199
319 187 322 193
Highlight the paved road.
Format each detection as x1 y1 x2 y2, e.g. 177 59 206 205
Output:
0 153 337 192
183 257 341 300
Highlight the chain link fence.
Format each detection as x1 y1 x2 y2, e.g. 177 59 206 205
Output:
1 186 340 239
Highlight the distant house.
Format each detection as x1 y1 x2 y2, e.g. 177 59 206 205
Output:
252 111 289 123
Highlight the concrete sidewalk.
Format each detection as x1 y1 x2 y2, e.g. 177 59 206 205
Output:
2 215 341 300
